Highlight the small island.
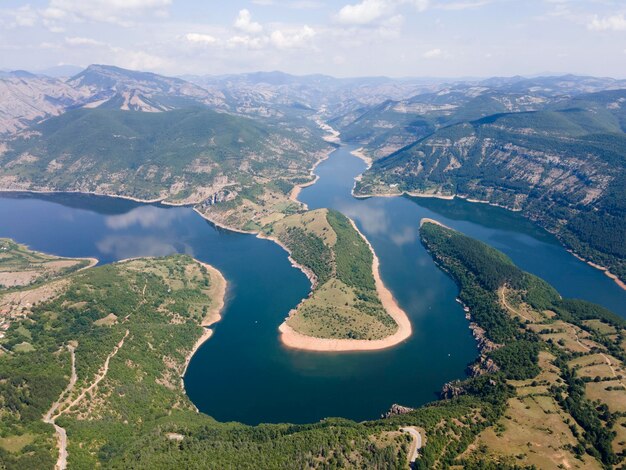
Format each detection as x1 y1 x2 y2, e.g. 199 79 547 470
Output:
263 208 411 351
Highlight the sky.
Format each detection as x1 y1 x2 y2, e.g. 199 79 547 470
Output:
0 0 625 78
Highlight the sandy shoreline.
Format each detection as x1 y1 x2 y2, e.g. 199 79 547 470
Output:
419 217 450 229
181 261 228 385
278 218 412 352
288 120 339 206
78 257 99 271
350 147 373 169
567 250 626 290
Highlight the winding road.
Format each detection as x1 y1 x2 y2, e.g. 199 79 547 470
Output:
42 330 129 470
42 344 76 470
401 427 422 465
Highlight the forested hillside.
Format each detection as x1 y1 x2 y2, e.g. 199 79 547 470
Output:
0 106 331 231
420 220 626 468
357 91 626 284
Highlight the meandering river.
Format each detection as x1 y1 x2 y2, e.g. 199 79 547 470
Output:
0 144 624 425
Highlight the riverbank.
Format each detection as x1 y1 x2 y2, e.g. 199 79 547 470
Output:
289 152 331 209
354 187 624 291
350 147 373 169
567 250 626 291
0 187 165 204
419 217 449 229
278 218 412 352
181 261 228 383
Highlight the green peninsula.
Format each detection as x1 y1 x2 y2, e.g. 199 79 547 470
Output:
264 209 407 347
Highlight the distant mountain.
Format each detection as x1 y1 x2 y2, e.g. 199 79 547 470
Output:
68 64 227 111
0 64 234 136
356 89 626 282
185 72 443 119
0 72 90 135
333 74 626 158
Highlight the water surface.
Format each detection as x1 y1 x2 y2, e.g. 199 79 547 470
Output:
0 145 623 425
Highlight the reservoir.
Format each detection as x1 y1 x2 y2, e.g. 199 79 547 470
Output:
0 144 624 425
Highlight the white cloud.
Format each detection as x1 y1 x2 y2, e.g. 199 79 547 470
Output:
113 49 169 70
185 33 218 45
437 0 489 11
14 5 38 26
65 36 107 47
0 5 38 28
234 9 263 33
587 14 626 31
409 0 430 12
423 47 443 58
336 0 392 25
44 0 172 24
227 35 269 49
335 0 430 25
252 0 323 7
270 25 315 48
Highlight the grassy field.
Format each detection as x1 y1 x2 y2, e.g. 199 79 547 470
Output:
0 239 92 290
266 208 397 340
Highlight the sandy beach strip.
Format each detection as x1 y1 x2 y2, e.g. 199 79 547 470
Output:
350 147 373 169
278 218 412 352
419 217 450 229
567 250 626 291
181 260 228 381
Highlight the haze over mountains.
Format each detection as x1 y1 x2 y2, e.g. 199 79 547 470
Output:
4 64 625 136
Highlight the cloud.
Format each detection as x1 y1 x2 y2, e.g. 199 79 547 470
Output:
227 35 269 49
423 47 443 58
252 0 324 7
234 9 263 33
0 5 38 28
436 0 489 10
587 14 626 31
44 0 172 25
270 25 315 48
113 49 169 70
409 0 430 12
65 36 107 47
185 33 218 45
14 5 38 26
336 0 392 25
335 0 430 25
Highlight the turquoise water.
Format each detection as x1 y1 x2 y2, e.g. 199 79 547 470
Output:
0 144 623 425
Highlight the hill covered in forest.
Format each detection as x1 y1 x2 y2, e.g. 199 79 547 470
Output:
356 91 626 285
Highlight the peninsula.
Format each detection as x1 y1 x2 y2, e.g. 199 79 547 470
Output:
264 208 411 351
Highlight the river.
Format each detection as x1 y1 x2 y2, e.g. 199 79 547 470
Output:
0 144 623 425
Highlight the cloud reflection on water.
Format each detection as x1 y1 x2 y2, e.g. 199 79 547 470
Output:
104 205 184 230
96 235 192 260
338 200 418 247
